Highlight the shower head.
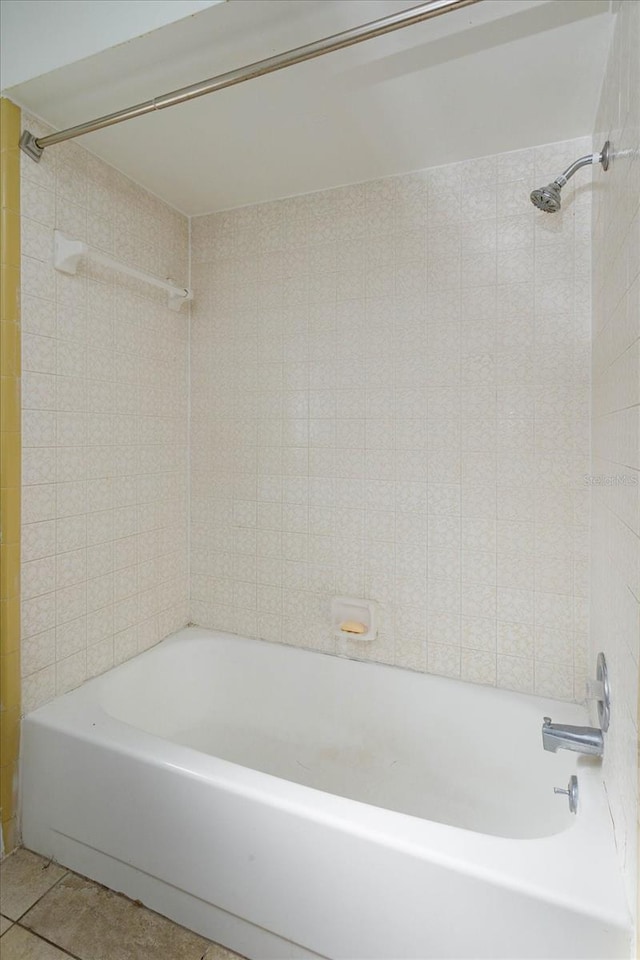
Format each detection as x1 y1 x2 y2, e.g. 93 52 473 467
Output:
530 182 562 213
530 140 610 213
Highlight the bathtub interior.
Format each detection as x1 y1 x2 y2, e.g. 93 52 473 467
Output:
97 630 582 839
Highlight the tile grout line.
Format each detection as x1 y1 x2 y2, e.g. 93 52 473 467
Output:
13 920 83 960
5 856 69 924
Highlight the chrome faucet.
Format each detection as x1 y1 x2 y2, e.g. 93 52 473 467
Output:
542 717 604 757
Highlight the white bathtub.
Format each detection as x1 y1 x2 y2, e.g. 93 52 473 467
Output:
21 627 631 959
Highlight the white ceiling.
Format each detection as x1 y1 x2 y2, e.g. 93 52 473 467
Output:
7 0 613 215
0 0 224 89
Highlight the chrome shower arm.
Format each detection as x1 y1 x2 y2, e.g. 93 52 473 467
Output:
554 153 600 187
554 142 610 187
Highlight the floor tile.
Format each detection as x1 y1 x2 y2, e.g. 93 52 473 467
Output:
0 850 67 921
0 924 74 959
21 873 213 960
1 914 14 935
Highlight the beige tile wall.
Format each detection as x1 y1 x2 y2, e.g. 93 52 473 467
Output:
190 137 592 700
591 0 640 920
20 115 190 712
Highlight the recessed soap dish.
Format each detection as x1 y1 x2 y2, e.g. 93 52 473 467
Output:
331 597 377 641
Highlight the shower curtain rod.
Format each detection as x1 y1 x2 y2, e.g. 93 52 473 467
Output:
20 0 481 161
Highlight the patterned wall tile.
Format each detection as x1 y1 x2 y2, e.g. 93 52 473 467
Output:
190 136 592 700
20 115 190 710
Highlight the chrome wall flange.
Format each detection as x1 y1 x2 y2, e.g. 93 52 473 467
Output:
19 130 44 163
600 140 611 171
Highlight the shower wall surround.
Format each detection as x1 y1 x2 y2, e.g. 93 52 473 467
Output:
591 0 640 913
20 114 190 712
190 136 592 701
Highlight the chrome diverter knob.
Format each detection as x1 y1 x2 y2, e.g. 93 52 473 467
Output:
554 775 579 814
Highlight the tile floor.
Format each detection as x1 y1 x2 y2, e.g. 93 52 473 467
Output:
0 848 245 960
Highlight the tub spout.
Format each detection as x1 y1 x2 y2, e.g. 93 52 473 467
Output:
542 717 604 757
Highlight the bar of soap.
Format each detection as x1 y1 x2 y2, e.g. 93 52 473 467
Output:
340 620 367 634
